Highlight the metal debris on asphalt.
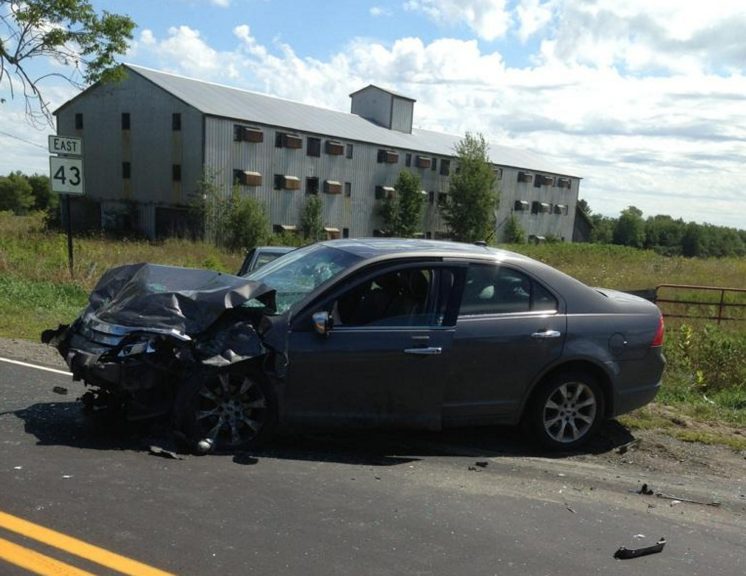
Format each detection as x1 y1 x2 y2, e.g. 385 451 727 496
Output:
475 461 489 468
614 537 666 560
636 483 721 507
52 386 68 395
148 445 184 460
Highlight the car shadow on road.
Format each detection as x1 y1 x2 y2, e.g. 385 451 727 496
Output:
12 401 636 466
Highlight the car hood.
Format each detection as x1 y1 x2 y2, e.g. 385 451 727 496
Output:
82 262 274 337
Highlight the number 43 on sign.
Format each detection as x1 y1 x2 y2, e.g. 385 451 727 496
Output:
50 156 85 195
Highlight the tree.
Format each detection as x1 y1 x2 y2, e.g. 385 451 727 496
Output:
613 206 645 248
0 170 34 213
577 198 591 215
503 214 525 244
441 132 497 242
301 195 324 242
379 170 423 237
1 0 135 124
223 191 268 251
27 173 56 211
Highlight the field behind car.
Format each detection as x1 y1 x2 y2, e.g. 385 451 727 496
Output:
1 211 744 447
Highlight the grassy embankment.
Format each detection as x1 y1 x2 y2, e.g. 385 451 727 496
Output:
1 212 744 447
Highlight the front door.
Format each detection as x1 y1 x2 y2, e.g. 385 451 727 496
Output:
283 264 459 430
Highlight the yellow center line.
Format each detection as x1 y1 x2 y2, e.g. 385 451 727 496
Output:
0 536 97 576
0 511 176 576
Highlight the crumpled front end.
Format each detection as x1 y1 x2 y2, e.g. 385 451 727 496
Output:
42 263 284 420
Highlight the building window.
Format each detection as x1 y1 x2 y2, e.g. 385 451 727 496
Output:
494 167 503 180
324 227 341 240
428 191 435 204
405 153 412 167
346 143 354 159
553 204 568 215
234 170 262 187
172 113 182 131
375 185 395 200
514 200 529 212
377 149 399 164
122 162 131 179
75 113 83 130
235 125 263 142
344 182 352 197
325 140 345 155
273 224 298 234
121 113 130 130
306 177 319 195
275 132 303 149
431 158 437 171
531 201 551 214
324 180 342 195
535 175 553 187
557 177 571 189
172 164 181 182
307 137 321 157
343 227 350 238
440 160 450 176
415 155 432 169
274 174 301 190
517 171 532 183
437 192 448 208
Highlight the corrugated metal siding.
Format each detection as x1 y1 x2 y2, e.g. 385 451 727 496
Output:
350 86 392 129
391 98 413 133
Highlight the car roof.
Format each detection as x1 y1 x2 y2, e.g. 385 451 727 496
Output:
319 238 526 262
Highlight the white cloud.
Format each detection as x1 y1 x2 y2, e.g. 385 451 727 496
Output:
369 6 392 17
404 0 511 41
515 0 554 42
210 0 231 6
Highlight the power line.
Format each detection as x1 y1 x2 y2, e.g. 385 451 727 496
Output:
0 129 47 150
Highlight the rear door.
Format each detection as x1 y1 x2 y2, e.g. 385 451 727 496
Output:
283 263 461 430
443 262 566 425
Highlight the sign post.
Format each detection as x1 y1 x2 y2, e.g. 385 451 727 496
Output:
49 135 84 278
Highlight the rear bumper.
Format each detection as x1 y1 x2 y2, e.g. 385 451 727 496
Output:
612 349 666 416
613 380 662 416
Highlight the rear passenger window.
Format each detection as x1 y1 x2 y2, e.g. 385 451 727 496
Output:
459 264 557 316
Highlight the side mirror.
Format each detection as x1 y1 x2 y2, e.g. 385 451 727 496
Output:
312 311 333 336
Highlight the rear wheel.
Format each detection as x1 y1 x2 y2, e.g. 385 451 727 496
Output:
526 371 604 450
175 367 277 453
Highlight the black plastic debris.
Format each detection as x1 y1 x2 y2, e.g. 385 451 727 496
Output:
475 461 489 468
638 483 654 495
614 537 666 560
52 386 68 395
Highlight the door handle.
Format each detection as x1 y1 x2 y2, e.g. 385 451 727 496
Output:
404 347 442 355
531 330 561 339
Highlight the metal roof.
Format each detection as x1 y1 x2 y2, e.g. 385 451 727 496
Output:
127 64 578 177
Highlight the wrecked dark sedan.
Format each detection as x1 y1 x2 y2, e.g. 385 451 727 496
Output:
43 239 665 452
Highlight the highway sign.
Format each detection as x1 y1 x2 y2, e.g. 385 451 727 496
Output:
48 135 83 156
50 156 85 195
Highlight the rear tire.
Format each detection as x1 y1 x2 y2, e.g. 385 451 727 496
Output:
526 370 604 451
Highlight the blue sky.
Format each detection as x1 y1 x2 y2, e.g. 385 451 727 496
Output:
2 0 745 229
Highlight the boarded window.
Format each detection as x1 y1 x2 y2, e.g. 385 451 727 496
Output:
375 185 395 200
122 162 131 179
343 227 350 238
75 113 84 130
234 170 262 187
121 113 130 130
307 137 321 157
172 164 181 182
405 153 412 167
324 180 342 195
235 125 263 142
172 113 181 131
440 159 451 176
531 201 551 214
275 132 302 149
346 143 354 159
325 140 345 155
344 182 352 197
517 171 532 183
416 156 432 169
377 149 399 163
274 174 301 190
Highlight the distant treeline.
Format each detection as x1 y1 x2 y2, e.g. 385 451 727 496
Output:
581 203 745 258
0 171 57 214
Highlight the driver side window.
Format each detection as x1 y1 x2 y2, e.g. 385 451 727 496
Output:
332 267 447 327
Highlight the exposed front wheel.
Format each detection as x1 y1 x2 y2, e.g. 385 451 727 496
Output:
527 371 604 450
176 367 277 453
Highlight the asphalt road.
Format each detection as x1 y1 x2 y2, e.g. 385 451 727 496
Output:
0 358 744 575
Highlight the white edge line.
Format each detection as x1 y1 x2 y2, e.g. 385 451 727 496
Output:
0 357 72 376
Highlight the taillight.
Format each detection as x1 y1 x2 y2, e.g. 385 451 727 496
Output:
651 315 665 347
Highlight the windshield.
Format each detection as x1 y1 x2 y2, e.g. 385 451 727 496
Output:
247 243 362 313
